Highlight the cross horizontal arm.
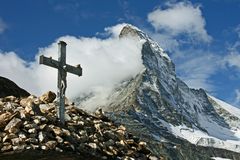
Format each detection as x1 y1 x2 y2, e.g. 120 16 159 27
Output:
39 55 82 76
39 55 59 69
65 64 82 76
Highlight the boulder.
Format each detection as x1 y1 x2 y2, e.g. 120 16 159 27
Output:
45 140 57 149
4 117 22 134
0 112 13 128
39 91 56 103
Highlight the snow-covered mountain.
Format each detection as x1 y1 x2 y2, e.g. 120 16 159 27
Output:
79 25 240 159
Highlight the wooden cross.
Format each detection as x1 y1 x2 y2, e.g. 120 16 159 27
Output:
39 41 82 124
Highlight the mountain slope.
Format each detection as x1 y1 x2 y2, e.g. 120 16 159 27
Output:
0 76 30 98
79 25 240 159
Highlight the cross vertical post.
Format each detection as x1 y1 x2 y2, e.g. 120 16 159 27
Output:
58 41 67 124
39 40 82 125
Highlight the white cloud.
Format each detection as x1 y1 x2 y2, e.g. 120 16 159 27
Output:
103 23 129 37
147 1 211 42
225 53 240 69
0 24 144 110
0 18 7 34
224 25 240 69
0 52 38 91
176 52 221 91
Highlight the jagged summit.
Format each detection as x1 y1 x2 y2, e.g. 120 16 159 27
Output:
120 24 171 63
119 25 140 38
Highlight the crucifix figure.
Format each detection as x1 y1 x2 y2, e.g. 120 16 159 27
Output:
39 41 82 124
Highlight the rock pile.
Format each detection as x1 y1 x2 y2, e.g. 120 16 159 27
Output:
0 91 156 159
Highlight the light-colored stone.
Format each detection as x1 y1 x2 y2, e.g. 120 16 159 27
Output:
116 140 126 149
149 156 159 160
25 102 34 114
139 141 147 147
39 91 56 103
55 147 63 152
45 140 57 149
41 145 48 150
49 125 63 136
4 96 17 102
65 113 71 121
33 118 41 125
126 139 135 145
39 124 47 130
4 117 22 133
28 128 37 134
18 132 27 140
11 137 22 145
0 112 12 127
24 123 38 129
103 149 114 156
19 110 28 119
3 133 18 142
95 108 104 118
12 144 26 151
39 104 50 113
88 142 97 149
55 136 63 143
26 146 32 150
0 132 6 138
1 144 12 151
3 102 14 111
62 128 71 136
30 144 39 149
33 98 41 105
108 146 118 155
26 138 38 144
38 131 46 143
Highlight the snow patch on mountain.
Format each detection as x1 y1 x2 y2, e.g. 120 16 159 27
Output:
209 95 240 118
159 95 240 153
211 157 232 160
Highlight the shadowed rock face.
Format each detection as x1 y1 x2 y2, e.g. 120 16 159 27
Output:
0 76 30 98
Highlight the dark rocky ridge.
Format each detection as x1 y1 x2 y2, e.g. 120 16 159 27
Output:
0 76 30 98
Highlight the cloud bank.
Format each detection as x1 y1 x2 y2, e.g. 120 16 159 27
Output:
147 1 211 43
0 24 144 107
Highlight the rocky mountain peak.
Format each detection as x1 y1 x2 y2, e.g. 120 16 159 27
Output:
119 24 141 38
102 25 240 159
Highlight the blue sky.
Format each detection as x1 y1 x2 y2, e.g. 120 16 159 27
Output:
0 0 240 107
